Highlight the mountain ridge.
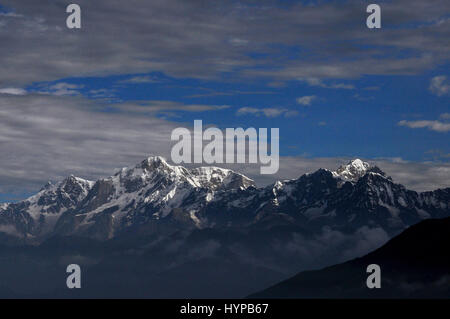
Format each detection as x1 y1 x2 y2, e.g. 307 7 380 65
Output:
0 156 448 242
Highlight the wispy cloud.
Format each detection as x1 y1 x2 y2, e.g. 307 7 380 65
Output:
299 78 355 90
89 88 117 99
0 94 178 193
116 100 230 114
236 107 298 118
0 87 26 95
429 76 450 96
296 95 316 106
187 90 275 98
0 0 448 85
35 82 84 96
0 11 23 18
119 76 162 84
398 118 450 133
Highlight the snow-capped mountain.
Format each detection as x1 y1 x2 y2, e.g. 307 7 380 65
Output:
53 156 255 239
0 175 93 238
238 160 449 234
332 158 386 182
0 157 448 241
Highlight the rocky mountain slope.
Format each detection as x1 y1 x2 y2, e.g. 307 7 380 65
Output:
0 156 448 242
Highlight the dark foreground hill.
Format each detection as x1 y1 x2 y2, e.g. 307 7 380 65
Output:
249 217 450 298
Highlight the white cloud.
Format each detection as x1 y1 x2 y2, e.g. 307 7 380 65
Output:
0 94 178 193
398 120 450 132
0 88 26 95
36 83 84 96
119 76 161 84
117 100 230 114
89 88 116 99
299 78 355 90
429 76 450 96
296 95 316 106
0 0 448 86
236 107 298 118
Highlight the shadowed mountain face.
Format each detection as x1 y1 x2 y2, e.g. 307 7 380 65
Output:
0 157 448 298
249 217 450 299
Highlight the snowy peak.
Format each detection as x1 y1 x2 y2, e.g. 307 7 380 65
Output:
140 156 172 171
26 175 94 216
60 175 94 193
333 159 384 182
190 166 255 191
109 156 186 193
30 175 93 202
0 175 95 239
121 156 179 179
117 156 255 191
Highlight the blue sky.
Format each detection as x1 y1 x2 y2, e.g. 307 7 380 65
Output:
25 66 449 161
0 0 448 200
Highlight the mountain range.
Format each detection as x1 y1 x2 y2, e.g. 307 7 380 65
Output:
1 157 448 242
0 156 448 297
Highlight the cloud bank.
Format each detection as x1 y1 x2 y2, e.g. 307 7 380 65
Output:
0 0 448 86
